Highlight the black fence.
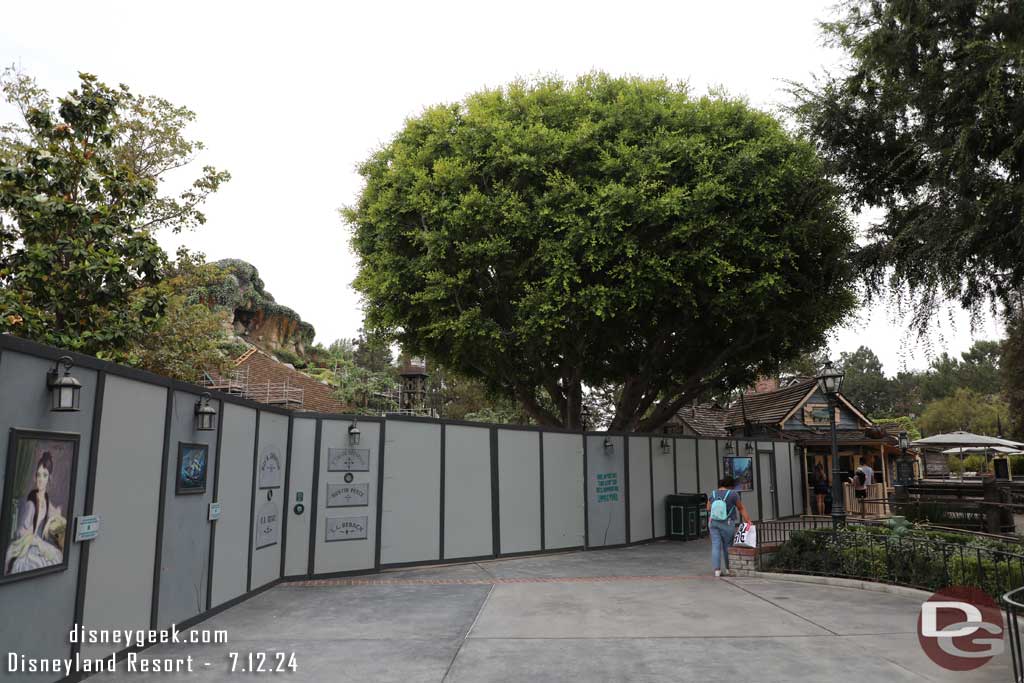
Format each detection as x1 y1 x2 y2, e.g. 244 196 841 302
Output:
1005 586 1024 683
760 525 1024 600
756 516 885 547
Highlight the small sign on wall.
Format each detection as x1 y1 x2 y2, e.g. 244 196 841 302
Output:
326 483 369 508
327 448 370 472
325 515 368 542
208 502 221 521
75 515 100 542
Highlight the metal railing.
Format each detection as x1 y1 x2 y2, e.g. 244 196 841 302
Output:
756 516 884 547
760 524 1024 599
1004 586 1024 683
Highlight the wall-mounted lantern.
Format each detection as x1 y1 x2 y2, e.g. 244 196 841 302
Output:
602 437 614 455
47 356 81 412
194 392 217 431
744 442 754 458
724 441 735 456
659 438 671 455
348 418 361 446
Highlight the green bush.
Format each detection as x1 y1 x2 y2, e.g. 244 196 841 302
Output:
764 526 1024 599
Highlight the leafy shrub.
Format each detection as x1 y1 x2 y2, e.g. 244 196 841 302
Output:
764 525 1024 599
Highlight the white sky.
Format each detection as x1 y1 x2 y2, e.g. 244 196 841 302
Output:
1 0 1003 376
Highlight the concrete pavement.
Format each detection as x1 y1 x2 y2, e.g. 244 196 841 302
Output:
89 540 1010 682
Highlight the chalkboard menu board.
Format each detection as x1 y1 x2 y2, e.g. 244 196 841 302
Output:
923 453 950 478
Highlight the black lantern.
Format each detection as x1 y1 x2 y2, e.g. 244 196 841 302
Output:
47 356 81 412
895 430 915 486
659 438 671 455
744 442 754 458
602 437 614 454
348 418 361 446
724 441 735 456
816 360 845 397
194 393 217 431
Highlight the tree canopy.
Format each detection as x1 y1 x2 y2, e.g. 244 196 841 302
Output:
790 1 1024 324
346 74 857 431
0 70 228 355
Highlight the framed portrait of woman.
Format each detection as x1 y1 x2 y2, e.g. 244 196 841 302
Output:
0 429 80 585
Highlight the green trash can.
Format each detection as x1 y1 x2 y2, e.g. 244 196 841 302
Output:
666 493 708 541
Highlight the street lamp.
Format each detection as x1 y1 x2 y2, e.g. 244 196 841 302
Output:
817 361 846 528
895 430 914 487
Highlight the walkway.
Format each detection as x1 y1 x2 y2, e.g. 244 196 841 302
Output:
92 540 1009 682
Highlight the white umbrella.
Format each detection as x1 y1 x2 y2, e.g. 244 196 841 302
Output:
940 446 1023 455
912 431 1024 480
911 431 1024 448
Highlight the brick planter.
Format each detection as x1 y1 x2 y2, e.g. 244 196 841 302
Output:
727 543 780 576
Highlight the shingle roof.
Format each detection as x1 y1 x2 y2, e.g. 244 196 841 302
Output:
670 404 729 438
235 349 349 413
725 378 817 429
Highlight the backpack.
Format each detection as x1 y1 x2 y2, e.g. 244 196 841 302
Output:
855 469 866 486
709 489 733 521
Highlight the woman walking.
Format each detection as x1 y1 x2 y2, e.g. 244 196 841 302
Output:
706 475 752 577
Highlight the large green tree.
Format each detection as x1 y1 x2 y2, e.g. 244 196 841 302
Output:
346 74 857 431
839 346 891 416
919 387 1009 437
0 71 228 354
791 1 1023 322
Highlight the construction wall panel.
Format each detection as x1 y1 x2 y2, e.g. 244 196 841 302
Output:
443 424 492 559
498 428 541 554
627 437 653 542
379 420 440 565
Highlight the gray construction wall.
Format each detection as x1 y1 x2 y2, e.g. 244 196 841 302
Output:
250 411 289 590
497 428 542 555
675 438 698 494
283 417 316 576
0 337 802 683
697 439 719 495
542 432 584 550
627 437 653 543
209 402 256 608
587 434 625 547
0 350 98 682
81 375 167 659
790 443 804 516
314 418 380 574
651 439 675 537
157 389 219 629
379 419 440 565
443 424 492 559
775 441 794 518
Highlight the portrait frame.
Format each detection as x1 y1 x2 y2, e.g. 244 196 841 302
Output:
722 456 754 492
0 429 80 585
175 442 209 495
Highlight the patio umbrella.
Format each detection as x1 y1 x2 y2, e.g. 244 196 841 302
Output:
912 431 1024 480
939 446 1023 455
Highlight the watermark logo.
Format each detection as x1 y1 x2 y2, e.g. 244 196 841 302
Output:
917 586 1004 671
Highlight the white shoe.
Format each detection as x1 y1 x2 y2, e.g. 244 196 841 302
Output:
714 569 721 577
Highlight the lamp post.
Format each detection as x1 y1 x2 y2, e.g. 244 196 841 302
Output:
817 361 846 528
895 430 914 487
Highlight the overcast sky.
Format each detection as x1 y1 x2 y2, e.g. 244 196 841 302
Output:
1 0 1003 375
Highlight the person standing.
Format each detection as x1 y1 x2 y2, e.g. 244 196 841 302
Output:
813 464 829 516
706 475 752 577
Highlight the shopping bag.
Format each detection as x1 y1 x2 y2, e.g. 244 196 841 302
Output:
733 523 757 549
